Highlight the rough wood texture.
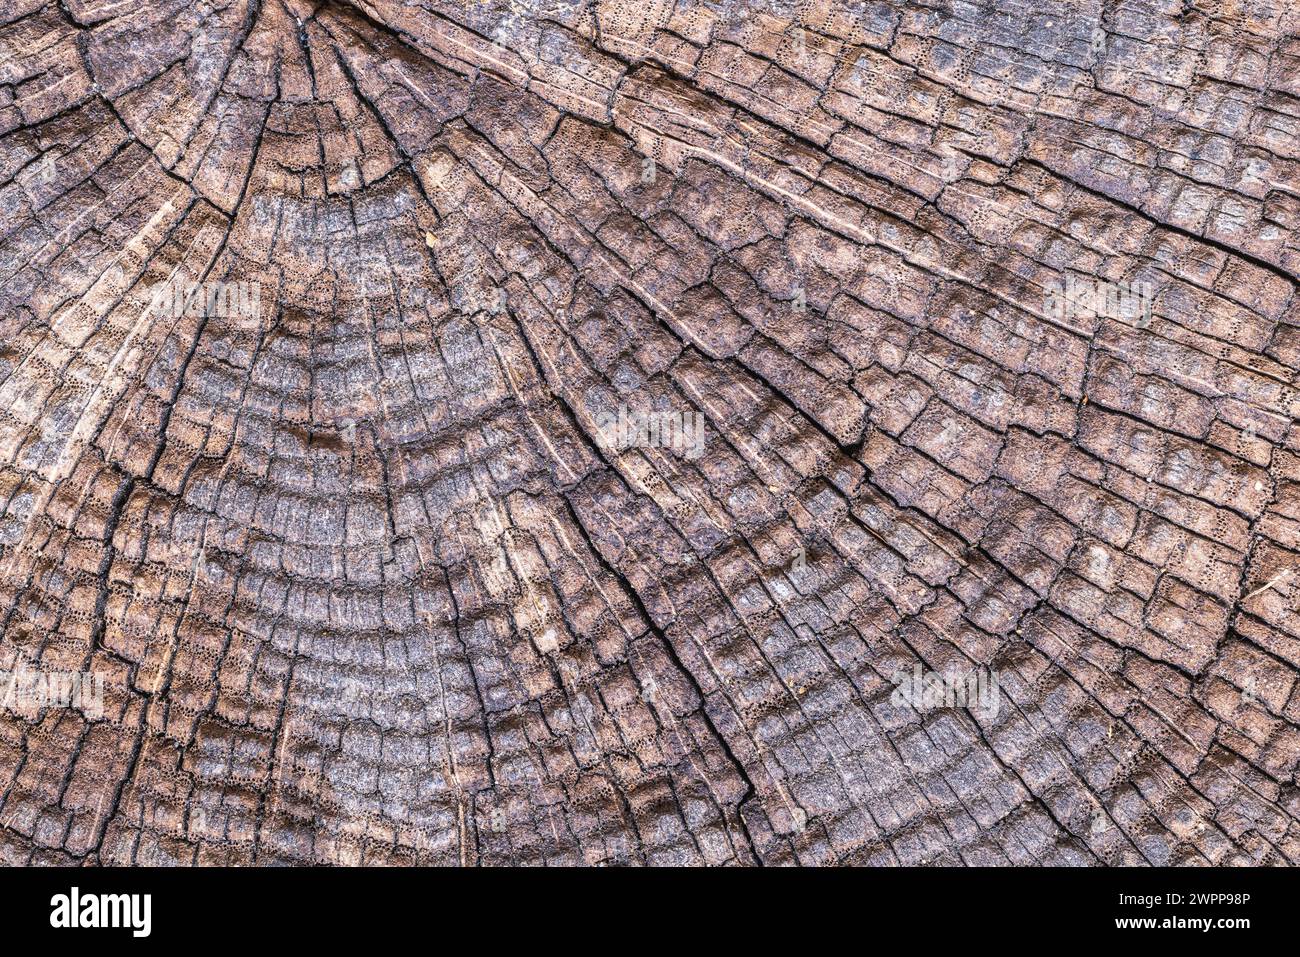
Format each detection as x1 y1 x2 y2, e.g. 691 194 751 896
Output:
1 0 1299 866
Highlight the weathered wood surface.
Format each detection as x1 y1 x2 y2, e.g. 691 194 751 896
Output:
1 0 1298 865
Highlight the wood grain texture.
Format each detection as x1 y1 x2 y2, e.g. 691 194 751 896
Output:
1 0 1298 865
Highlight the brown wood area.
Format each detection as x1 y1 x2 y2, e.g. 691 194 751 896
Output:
0 0 1298 865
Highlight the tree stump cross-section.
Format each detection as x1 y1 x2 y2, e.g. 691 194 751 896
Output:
0 0 1299 865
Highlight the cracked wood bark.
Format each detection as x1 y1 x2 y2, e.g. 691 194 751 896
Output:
1 0 1299 866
